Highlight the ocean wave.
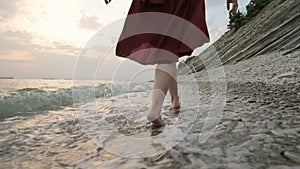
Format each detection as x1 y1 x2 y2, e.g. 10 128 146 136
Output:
0 82 151 118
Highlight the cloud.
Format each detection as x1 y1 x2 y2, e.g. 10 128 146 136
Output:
0 29 81 57
0 0 21 20
0 30 36 64
27 10 49 23
0 50 34 62
0 29 82 78
79 15 102 31
0 30 33 51
51 41 81 56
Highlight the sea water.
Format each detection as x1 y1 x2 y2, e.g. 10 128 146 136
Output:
0 77 211 165
0 79 152 119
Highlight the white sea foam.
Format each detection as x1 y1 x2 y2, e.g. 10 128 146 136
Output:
0 79 151 118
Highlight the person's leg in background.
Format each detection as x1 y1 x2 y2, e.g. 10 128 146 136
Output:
168 70 181 110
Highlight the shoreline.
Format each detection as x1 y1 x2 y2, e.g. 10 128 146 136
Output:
0 51 299 168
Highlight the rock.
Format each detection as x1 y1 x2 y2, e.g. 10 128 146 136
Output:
189 0 300 71
58 161 70 167
247 100 256 103
273 72 297 79
280 129 298 136
34 135 53 143
267 165 300 169
9 145 19 154
281 151 300 164
42 150 59 156
0 138 7 144
244 67 251 72
68 144 78 149
271 130 286 137
9 130 17 134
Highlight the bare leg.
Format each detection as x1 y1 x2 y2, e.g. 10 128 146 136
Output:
168 71 181 109
147 62 176 126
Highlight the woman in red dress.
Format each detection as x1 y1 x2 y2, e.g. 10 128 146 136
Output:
114 0 238 127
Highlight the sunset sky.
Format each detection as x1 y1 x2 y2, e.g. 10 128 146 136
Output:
0 0 250 79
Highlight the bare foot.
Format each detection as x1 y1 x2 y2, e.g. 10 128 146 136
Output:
150 116 166 128
147 107 166 127
171 97 181 110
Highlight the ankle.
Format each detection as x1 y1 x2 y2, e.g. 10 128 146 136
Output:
171 96 180 102
147 105 162 121
171 96 180 109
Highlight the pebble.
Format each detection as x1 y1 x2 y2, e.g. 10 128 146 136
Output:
271 130 286 137
267 165 300 169
0 138 7 144
273 72 297 79
9 145 19 154
280 129 298 135
281 151 300 164
34 135 53 143
244 67 251 72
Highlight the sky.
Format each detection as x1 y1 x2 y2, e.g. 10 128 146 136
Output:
0 0 250 80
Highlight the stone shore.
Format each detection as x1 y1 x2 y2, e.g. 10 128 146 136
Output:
0 51 299 168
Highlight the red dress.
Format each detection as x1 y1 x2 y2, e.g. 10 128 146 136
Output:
116 0 210 65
